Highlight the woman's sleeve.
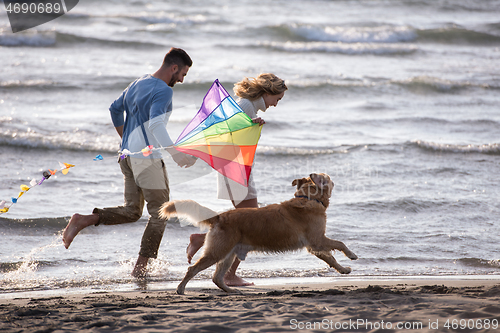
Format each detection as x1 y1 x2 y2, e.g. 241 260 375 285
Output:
237 99 258 118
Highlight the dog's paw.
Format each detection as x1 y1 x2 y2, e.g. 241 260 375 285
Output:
345 250 358 261
176 286 186 295
339 266 352 274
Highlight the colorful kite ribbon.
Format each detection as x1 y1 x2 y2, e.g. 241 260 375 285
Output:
0 144 160 215
0 145 162 215
0 163 75 214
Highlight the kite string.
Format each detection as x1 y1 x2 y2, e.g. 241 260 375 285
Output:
0 144 166 215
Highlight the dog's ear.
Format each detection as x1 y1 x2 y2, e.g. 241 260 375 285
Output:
292 177 308 189
310 173 333 196
310 173 323 188
311 173 333 190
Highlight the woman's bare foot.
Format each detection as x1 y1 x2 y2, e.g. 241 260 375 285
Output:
62 213 98 249
186 233 206 264
224 274 254 287
224 257 254 286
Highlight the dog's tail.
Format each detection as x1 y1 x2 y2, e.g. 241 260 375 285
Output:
159 200 218 228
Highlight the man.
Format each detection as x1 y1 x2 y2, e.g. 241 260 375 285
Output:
62 47 196 277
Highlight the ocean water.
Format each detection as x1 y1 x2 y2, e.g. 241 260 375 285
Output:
1 0 500 296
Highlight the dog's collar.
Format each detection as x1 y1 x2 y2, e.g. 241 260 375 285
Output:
295 195 325 207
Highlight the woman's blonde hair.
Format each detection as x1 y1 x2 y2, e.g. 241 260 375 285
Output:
233 73 287 100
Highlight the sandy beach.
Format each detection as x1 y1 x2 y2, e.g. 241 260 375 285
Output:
1 278 499 332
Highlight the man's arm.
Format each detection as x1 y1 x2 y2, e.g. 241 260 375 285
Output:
149 87 196 167
115 125 124 139
109 89 127 129
149 86 174 147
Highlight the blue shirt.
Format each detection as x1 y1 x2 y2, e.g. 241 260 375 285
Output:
109 74 174 154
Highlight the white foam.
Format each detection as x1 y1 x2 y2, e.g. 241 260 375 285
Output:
0 30 56 47
415 140 500 154
257 145 348 156
0 79 55 88
260 41 417 55
398 76 490 91
129 12 208 25
290 24 418 43
0 128 119 152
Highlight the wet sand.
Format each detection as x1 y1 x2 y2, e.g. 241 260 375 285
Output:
1 278 500 332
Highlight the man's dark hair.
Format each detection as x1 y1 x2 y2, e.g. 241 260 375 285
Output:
163 48 193 68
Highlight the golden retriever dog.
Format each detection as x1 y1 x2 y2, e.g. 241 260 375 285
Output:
160 173 358 295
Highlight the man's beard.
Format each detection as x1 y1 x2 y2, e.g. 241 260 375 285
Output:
168 70 179 87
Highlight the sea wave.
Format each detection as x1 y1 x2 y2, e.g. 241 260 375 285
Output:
174 79 373 92
0 260 57 274
277 23 418 43
55 31 164 48
47 6 212 26
0 76 136 92
394 75 494 93
0 30 164 48
246 139 499 158
0 126 119 153
0 217 68 231
384 117 500 129
350 197 454 214
279 76 496 95
0 29 57 47
258 41 418 55
414 140 500 155
457 258 500 269
0 79 60 89
418 26 500 45
257 145 350 156
125 11 211 25
270 23 500 45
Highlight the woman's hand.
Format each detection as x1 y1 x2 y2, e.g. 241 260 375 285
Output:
252 117 266 125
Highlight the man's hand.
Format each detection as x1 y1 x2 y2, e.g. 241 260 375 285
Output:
166 147 197 168
182 155 197 168
252 117 265 125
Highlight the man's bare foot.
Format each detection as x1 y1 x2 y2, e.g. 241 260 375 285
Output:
62 213 98 249
187 233 206 264
224 274 254 287
131 255 149 278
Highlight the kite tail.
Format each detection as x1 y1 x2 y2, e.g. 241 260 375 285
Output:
159 200 218 228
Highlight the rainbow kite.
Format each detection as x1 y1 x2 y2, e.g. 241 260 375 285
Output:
174 80 263 187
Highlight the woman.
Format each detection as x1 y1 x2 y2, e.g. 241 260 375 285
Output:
188 73 287 286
